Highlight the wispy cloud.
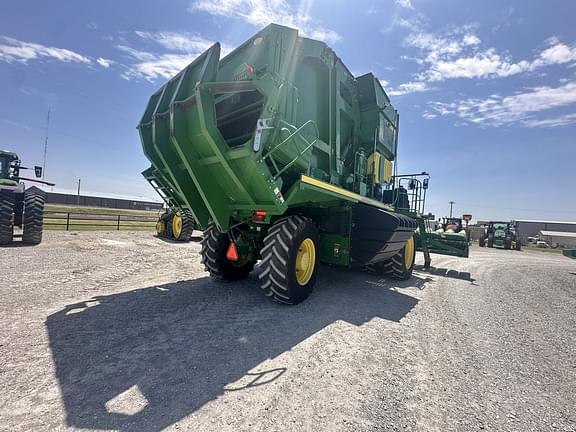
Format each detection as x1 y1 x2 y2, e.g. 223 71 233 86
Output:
395 0 414 9
96 57 113 68
189 0 341 44
0 36 91 64
117 31 222 81
425 80 576 128
392 26 576 94
387 81 430 96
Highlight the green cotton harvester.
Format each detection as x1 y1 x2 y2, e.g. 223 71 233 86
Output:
138 24 469 304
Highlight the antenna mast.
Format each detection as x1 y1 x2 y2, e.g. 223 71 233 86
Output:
42 108 51 179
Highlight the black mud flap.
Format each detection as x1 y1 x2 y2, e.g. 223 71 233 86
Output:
350 203 417 265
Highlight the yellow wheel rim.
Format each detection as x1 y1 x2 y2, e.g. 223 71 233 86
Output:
156 220 165 235
404 236 415 269
172 213 183 238
295 238 316 286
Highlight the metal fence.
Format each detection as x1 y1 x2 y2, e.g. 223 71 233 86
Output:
44 211 158 231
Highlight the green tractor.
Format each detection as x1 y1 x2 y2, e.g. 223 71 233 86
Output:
142 166 197 241
154 208 195 241
479 221 521 250
138 24 469 304
0 150 54 245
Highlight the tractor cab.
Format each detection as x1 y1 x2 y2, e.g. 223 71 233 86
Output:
441 217 464 233
0 150 20 185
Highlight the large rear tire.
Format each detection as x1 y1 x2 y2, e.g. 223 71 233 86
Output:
22 189 45 245
201 224 254 280
0 190 15 245
258 215 319 305
172 209 195 241
375 234 416 280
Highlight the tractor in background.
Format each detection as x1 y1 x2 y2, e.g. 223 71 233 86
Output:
479 221 521 250
142 167 197 242
0 150 55 245
154 207 195 241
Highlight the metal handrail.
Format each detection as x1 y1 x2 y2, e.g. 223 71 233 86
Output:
262 119 319 179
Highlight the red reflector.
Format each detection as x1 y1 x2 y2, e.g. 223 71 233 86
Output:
246 64 255 74
226 242 239 262
255 210 267 217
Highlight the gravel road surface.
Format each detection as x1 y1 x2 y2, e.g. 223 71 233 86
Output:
1 232 575 432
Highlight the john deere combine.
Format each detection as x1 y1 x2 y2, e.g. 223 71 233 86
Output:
138 24 468 304
0 150 54 245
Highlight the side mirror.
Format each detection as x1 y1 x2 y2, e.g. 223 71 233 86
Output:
423 178 429 189
34 166 43 178
408 179 416 190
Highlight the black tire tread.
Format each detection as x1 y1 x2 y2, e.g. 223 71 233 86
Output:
0 190 15 245
174 209 195 241
201 224 254 280
258 215 318 305
22 189 45 245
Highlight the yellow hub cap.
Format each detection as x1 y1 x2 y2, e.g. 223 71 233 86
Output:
156 220 165 235
295 238 316 286
172 213 183 238
404 236 415 269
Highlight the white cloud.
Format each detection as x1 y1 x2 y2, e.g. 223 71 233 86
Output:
388 81 429 96
135 31 214 53
395 0 414 9
0 36 91 64
96 57 113 68
426 80 576 128
190 0 341 44
392 28 576 94
116 32 222 81
117 46 194 81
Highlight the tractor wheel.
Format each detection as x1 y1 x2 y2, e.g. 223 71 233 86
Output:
0 190 15 245
515 240 522 251
155 218 166 237
22 189 45 245
172 209 195 241
487 237 493 248
376 234 416 280
479 236 485 247
258 215 319 305
201 224 254 281
504 241 511 250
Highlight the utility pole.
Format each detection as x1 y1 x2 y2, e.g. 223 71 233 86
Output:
77 179 81 207
42 108 51 180
449 201 455 218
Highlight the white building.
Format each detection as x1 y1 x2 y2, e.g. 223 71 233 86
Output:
538 231 576 248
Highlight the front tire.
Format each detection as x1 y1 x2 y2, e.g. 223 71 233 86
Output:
172 209 195 241
0 190 15 245
201 224 254 280
22 189 45 245
258 216 319 305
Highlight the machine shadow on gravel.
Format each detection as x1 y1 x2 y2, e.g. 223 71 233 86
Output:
46 268 426 432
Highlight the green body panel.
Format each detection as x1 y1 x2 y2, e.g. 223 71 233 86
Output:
563 249 576 259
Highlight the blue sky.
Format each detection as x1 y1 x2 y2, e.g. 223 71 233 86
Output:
1 0 575 221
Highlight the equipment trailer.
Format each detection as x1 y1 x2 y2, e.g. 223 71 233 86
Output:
0 150 54 245
138 24 468 304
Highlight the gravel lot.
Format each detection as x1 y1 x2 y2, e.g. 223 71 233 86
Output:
1 231 575 432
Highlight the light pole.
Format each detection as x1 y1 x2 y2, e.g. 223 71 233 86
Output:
449 201 455 218
77 179 81 207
